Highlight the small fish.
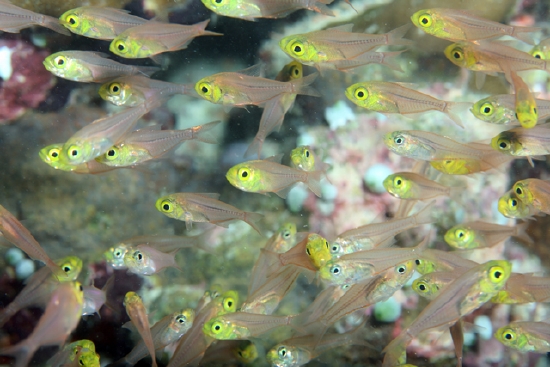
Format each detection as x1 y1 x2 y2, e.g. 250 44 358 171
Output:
415 248 477 274
39 143 116 174
530 37 550 59
58 104 151 166
121 308 195 366
495 321 550 353
497 189 537 219
203 311 299 340
382 260 511 367
47 339 99 367
118 232 217 256
95 121 220 167
99 75 197 107
512 178 550 213
410 8 538 44
383 172 462 200
471 94 550 125
59 6 147 40
305 233 331 268
290 145 316 171
0 205 61 276
264 222 298 253
444 221 531 250
110 20 222 59
0 281 84 367
200 340 258 365
0 0 70 35
124 291 158 367
279 24 411 68
155 192 263 233
82 283 107 316
491 125 550 158
123 245 180 275
200 0 334 21
195 64 320 107
104 243 130 269
43 51 159 83
492 272 550 304
510 71 537 128
345 81 467 128
226 154 323 198
412 271 459 300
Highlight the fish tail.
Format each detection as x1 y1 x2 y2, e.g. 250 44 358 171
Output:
290 73 321 97
511 26 539 45
195 19 223 37
307 1 335 17
444 102 467 128
0 341 34 367
513 221 534 244
243 211 264 235
194 120 221 144
305 170 324 197
341 0 358 13
136 65 161 78
40 15 71 36
244 136 264 159
378 51 405 72
385 24 413 47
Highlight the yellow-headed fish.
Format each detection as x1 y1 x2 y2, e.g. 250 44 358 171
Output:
444 221 531 250
512 178 550 213
510 71 537 128
203 311 299 340
412 271 459 300
495 321 550 353
497 189 538 219
124 245 180 276
491 125 550 158
59 6 147 40
530 37 550 60
492 272 550 304
155 192 263 233
124 291 158 367
110 20 222 59
104 243 130 269
47 339 99 367
39 143 115 174
226 154 323 198
346 81 467 128
0 0 70 35
383 172 462 200
305 233 331 268
411 8 538 44
415 248 477 274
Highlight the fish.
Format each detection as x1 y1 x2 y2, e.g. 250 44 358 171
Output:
121 308 195 366
43 51 159 83
415 248 477 274
104 243 130 269
195 64 320 107
59 6 148 40
0 281 84 367
382 260 511 367
94 121 220 167
264 222 299 253
279 24 411 67
444 221 531 250
512 178 550 213
226 154 323 198
510 71 537 128
124 291 158 367
345 81 467 128
200 0 334 21
471 94 550 125
412 271 460 300
47 339 99 367
0 256 82 327
0 0 70 35
491 125 550 158
39 143 116 174
410 8 538 44
261 234 318 277
244 62 304 158
123 244 180 275
0 205 62 276
82 283 107 316
305 233 331 268
117 232 217 256
492 272 550 304
110 20 222 59
530 37 550 59
200 340 258 365
497 189 537 219
155 192 263 233
495 321 550 352
290 145 316 171
98 75 197 107
383 172 462 200
58 104 152 166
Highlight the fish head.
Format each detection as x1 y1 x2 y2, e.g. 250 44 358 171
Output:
218 290 239 314
39 143 77 171
444 42 471 68
490 131 515 154
412 276 440 299
383 173 412 199
290 146 314 171
55 256 83 282
479 260 512 293
123 248 153 275
104 244 128 268
414 257 437 274
279 35 316 64
498 191 532 219
203 316 238 339
516 100 538 129
195 76 224 104
225 163 261 192
344 82 373 108
110 35 140 58
318 259 349 285
530 44 550 60
98 80 138 106
59 8 91 37
267 344 298 367
471 98 511 124
305 233 331 268
444 225 474 249
234 341 258 363
512 180 535 205
75 349 100 367
495 325 524 349
43 52 92 81
410 9 455 39
155 195 187 219
277 61 303 82
170 308 195 334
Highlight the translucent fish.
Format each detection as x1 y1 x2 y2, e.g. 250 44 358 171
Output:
410 8 538 44
264 222 298 253
263 234 318 276
0 256 82 327
104 243 130 269
226 154 323 198
47 340 98 367
444 221 531 250
124 292 158 367
195 64 320 107
304 233 331 268
59 6 147 40
382 260 511 367
491 125 550 158
512 178 550 214
0 0 70 35
383 172 462 200
0 282 84 367
345 81 467 128
95 121 220 167
200 340 258 366
200 0 334 21
155 192 263 234
290 145 316 171
121 308 195 366
415 248 477 274
110 20 222 59
530 37 550 60
497 189 538 219
58 104 151 166
510 71 537 128
82 283 107 316
471 94 550 125
203 311 299 340
492 272 550 304
0 205 61 276
123 244 180 275
495 321 550 353
412 271 460 300
39 143 116 174
279 24 411 67
43 51 159 83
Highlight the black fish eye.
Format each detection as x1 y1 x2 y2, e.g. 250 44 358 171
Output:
214 324 221 331
499 141 507 149
534 108 537 114
419 284 426 291
63 266 71 273
51 151 58 157
396 179 402 185
305 150 310 157
505 333 512 340
494 271 502 279
115 251 121 256
398 266 406 273
202 86 208 93
57 59 64 65
294 45 302 52
415 259 421 265
241 171 248 178
283 230 290 238
331 266 340 274
453 51 461 59
483 107 491 113
516 187 523 195
357 91 364 98
118 44 125 51
394 137 403 144
511 199 518 207
305 248 310 255
163 203 170 210
108 149 116 156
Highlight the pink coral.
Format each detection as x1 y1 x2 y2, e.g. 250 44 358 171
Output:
0 40 55 124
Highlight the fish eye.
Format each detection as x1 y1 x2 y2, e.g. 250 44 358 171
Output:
479 102 493 116
532 51 544 59
509 198 518 208
397 264 407 274
534 107 537 114
65 14 79 27
211 321 224 334
48 148 60 161
176 315 186 324
198 82 211 96
212 0 225 4
497 138 510 150
489 265 506 283
304 149 310 158
105 148 118 161
54 55 67 68
115 250 121 257
415 259 421 265
278 346 287 357
79 357 84 366
282 229 291 239
330 265 341 275
67 145 81 160
417 282 427 292
223 296 236 312
455 229 465 238
114 40 128 53
418 13 432 27
290 65 301 78
393 135 404 145
238 167 252 181
290 41 305 56
160 200 174 213
63 265 72 273
515 186 523 196
133 251 143 262
78 283 83 291
305 248 311 255
109 82 122 95
451 48 464 60
354 87 368 101
324 241 329 249
394 176 403 186
502 329 516 341
331 244 339 253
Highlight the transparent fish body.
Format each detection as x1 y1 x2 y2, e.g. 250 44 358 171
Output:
412 271 461 300
104 243 130 269
444 221 529 250
39 143 116 174
530 37 550 60
383 172 458 200
491 125 550 157
203 312 297 340
415 248 477 274
513 178 550 213
124 245 179 275
497 189 539 219
0 0 70 35
124 292 158 367
82 284 106 316
492 273 550 304
472 94 550 125
510 71 538 128
495 321 550 353
59 6 147 39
